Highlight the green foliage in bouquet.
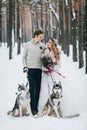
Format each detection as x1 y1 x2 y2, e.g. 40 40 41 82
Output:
40 56 54 68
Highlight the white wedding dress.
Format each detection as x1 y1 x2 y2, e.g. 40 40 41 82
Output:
38 65 80 117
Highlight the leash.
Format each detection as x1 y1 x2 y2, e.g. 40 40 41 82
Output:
49 72 54 83
46 66 66 78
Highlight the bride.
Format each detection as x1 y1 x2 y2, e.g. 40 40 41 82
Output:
38 38 79 117
38 38 61 112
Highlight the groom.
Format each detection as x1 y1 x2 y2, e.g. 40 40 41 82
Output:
22 29 45 116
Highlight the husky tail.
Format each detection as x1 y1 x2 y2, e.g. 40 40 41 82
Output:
64 114 80 119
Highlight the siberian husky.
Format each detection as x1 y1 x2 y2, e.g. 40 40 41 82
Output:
42 81 63 118
7 83 31 117
41 81 79 118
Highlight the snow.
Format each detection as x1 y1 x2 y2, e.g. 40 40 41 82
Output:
0 45 87 130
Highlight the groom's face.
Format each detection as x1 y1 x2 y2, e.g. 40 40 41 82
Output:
35 34 44 43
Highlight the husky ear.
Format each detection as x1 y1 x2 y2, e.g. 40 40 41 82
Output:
22 83 28 91
58 81 61 86
18 83 20 87
22 83 25 87
53 81 56 85
22 83 26 90
58 81 62 89
53 81 56 88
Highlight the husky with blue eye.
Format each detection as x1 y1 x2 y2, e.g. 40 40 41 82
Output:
7 83 32 117
42 81 63 118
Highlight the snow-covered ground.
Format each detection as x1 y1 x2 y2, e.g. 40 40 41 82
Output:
0 45 87 130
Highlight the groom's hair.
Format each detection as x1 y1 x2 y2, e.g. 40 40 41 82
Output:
33 29 44 37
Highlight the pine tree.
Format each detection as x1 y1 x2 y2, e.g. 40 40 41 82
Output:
8 0 13 59
85 0 87 73
0 0 2 46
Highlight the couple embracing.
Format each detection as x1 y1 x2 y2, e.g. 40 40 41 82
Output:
22 29 61 117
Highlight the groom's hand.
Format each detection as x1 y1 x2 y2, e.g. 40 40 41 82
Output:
23 67 28 73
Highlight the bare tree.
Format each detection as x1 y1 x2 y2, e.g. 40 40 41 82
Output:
72 0 78 62
78 0 84 68
8 0 13 59
84 0 87 73
17 0 21 55
0 0 2 47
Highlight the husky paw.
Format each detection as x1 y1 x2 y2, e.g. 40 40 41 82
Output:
25 113 30 116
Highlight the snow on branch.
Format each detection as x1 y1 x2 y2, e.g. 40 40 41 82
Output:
42 0 52 3
49 3 59 26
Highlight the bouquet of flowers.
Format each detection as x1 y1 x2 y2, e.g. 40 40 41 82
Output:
40 56 54 68
40 48 56 72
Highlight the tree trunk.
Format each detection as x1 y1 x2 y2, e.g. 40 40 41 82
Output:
72 19 77 62
13 0 15 46
78 0 84 68
0 0 2 47
59 0 64 50
65 4 69 56
85 0 87 73
62 0 67 54
17 0 21 55
8 0 13 59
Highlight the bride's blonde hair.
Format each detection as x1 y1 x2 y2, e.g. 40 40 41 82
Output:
50 38 60 61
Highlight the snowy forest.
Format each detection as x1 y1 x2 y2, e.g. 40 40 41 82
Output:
0 0 87 74
0 1 87 130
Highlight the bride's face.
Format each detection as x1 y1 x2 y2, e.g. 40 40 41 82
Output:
46 40 52 49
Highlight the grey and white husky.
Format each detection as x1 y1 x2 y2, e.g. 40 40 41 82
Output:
41 81 79 118
42 81 63 118
7 83 31 117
